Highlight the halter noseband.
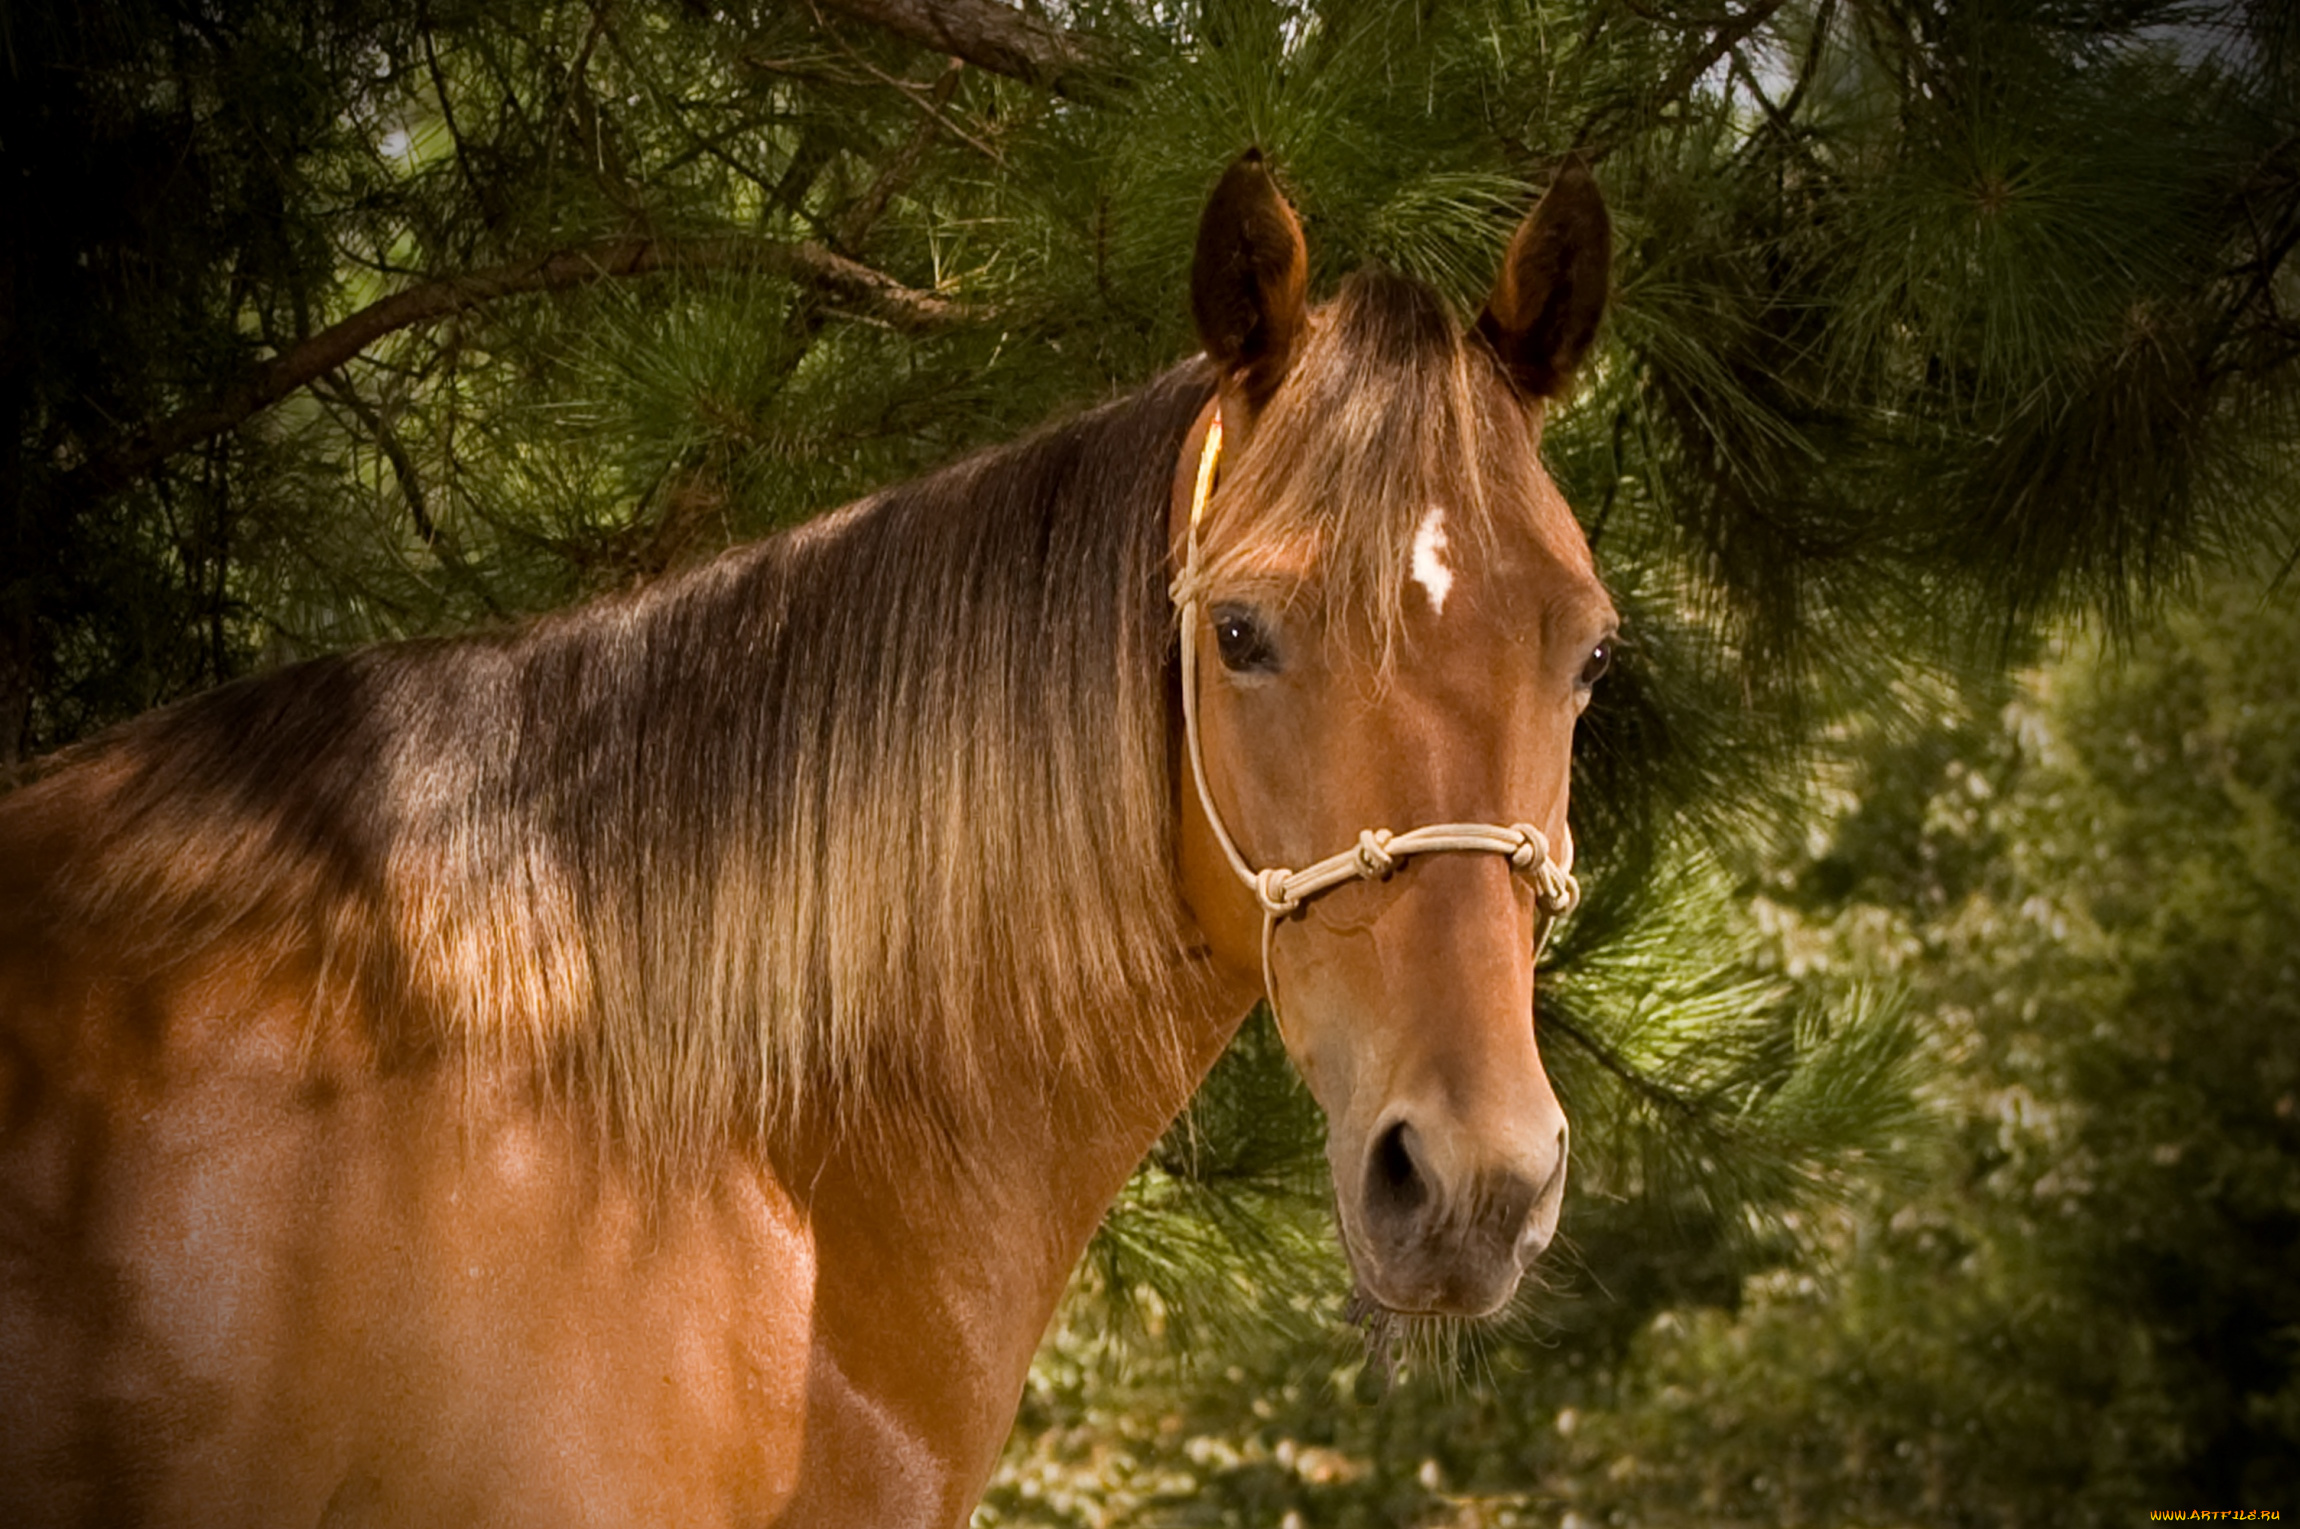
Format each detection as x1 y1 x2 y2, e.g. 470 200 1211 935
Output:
1169 407 1581 1006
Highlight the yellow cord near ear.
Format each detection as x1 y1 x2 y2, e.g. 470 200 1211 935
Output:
1190 411 1223 535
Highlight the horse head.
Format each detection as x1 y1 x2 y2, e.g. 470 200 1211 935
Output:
1174 152 1615 1319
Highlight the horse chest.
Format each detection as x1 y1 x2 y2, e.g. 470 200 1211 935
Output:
0 947 853 1527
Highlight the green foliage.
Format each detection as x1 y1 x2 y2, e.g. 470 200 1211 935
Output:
1538 563 2300 1525
12 0 2299 754
1081 1012 1339 1357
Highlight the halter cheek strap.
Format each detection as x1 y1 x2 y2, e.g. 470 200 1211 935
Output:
1168 407 1581 1008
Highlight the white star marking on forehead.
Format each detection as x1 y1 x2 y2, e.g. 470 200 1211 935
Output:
1411 506 1454 615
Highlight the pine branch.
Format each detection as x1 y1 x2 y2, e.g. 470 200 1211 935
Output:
419 12 494 225
1575 0 1794 160
838 59 969 249
308 372 507 618
64 238 971 502
810 0 1121 98
1543 1009 1704 1118
1642 0 1790 121
2205 133 2300 382
1728 0 1833 156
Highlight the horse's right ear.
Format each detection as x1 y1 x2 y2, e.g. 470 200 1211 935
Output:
1191 149 1309 416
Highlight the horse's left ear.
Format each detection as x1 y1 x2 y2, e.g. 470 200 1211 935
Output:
1475 157 1612 400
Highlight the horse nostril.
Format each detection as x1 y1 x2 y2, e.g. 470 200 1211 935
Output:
1363 1118 1433 1244
1516 1127 1571 1264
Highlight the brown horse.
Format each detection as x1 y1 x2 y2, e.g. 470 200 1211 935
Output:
0 153 1613 1527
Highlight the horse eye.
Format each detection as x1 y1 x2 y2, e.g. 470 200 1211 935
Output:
1578 641 1611 689
1212 606 1280 673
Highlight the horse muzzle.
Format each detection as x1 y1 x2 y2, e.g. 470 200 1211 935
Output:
1336 1107 1569 1317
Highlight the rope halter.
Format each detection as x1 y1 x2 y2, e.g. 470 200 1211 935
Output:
1169 406 1582 1007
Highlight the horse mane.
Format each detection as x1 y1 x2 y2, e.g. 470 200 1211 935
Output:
25 267 1544 1178
34 363 1219 1174
1198 267 1557 657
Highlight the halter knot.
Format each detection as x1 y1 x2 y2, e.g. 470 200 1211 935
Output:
1253 867 1302 919
1354 829 1398 880
1167 566 1209 611
1533 862 1580 920
1500 823 1571 916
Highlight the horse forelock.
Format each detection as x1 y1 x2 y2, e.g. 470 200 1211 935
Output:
33 364 1220 1179
1195 268 1563 657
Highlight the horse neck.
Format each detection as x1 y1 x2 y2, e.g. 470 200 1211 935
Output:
722 373 1263 1498
784 973 1249 1291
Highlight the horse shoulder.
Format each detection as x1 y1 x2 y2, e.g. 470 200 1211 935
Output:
0 768 823 1527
